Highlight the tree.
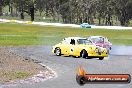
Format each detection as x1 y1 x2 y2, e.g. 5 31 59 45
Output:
0 0 3 16
15 0 35 21
35 0 45 16
114 0 132 26
1 0 132 25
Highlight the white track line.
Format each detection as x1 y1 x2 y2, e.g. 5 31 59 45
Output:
0 19 132 29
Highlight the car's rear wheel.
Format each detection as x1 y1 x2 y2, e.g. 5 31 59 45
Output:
81 50 88 58
99 57 104 60
107 49 110 54
55 48 61 56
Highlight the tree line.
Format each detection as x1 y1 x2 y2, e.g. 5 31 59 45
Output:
0 0 132 26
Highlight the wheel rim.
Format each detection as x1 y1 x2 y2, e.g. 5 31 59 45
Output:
99 57 104 60
82 51 85 57
56 49 60 55
82 50 87 58
80 77 85 84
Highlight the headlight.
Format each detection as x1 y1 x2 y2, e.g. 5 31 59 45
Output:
103 48 107 53
89 47 92 49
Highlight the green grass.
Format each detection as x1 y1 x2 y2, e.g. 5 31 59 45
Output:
7 71 31 79
0 23 132 46
0 71 32 83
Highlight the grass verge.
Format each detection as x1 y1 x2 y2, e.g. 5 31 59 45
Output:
0 23 132 46
0 71 32 83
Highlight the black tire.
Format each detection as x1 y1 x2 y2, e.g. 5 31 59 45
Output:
99 57 104 60
76 75 86 85
55 48 61 56
107 49 110 54
72 56 80 58
81 50 88 58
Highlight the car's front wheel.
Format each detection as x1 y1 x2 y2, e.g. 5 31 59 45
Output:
99 57 104 60
81 50 88 58
55 48 61 56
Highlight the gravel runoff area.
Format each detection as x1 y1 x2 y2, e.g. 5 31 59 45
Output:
0 46 56 87
0 46 132 88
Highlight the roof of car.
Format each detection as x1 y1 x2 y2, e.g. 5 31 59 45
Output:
65 37 86 40
89 36 106 38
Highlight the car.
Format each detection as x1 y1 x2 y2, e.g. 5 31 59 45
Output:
52 37 108 60
87 36 112 51
80 23 91 28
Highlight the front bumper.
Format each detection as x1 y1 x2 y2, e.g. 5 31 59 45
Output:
88 51 108 57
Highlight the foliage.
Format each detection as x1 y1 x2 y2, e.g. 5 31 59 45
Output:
0 0 132 25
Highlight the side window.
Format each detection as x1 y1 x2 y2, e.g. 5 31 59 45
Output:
61 39 70 44
104 37 109 43
87 38 90 41
102 38 105 43
99 37 104 43
62 40 68 44
70 39 75 45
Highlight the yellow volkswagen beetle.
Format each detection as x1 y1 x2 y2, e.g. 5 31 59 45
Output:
52 37 108 60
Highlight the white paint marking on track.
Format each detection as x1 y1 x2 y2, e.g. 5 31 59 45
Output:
0 19 132 29
38 63 58 79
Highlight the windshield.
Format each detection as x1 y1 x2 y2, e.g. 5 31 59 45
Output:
91 37 108 43
77 39 92 45
90 37 105 43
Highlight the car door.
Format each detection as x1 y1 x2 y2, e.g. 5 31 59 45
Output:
66 39 75 55
69 39 80 56
60 38 72 55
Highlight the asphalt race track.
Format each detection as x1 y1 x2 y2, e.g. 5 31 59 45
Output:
110 46 132 55
2 46 132 88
